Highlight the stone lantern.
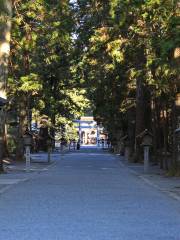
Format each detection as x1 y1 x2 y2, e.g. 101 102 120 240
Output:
23 132 32 147
140 129 153 173
122 135 130 161
47 136 53 163
23 132 32 172
141 131 153 147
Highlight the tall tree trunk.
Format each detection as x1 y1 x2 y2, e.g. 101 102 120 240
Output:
127 107 136 161
151 96 158 163
133 44 147 162
134 74 145 162
15 94 28 161
0 0 12 171
2 110 9 157
172 99 178 166
50 113 55 148
162 106 169 170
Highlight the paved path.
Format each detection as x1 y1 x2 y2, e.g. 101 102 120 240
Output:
0 147 180 240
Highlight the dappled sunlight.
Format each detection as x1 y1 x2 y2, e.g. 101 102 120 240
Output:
0 42 10 56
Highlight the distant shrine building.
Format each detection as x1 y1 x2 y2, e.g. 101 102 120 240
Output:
73 116 107 145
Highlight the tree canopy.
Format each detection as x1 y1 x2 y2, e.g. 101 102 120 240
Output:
0 0 179 170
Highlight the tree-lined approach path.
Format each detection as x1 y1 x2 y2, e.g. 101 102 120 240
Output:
0 147 180 240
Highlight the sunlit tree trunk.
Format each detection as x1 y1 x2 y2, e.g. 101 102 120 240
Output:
0 0 12 171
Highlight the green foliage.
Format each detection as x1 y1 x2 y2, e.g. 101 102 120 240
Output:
18 74 42 93
6 0 180 161
74 0 179 144
8 0 89 135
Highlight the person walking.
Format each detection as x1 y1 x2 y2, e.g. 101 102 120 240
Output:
77 139 80 150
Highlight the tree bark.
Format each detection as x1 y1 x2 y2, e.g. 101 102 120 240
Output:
134 74 145 162
0 0 12 171
15 94 28 161
50 114 55 148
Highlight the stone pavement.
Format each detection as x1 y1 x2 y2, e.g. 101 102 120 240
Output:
118 155 180 201
0 147 180 240
0 152 60 194
1 149 179 200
